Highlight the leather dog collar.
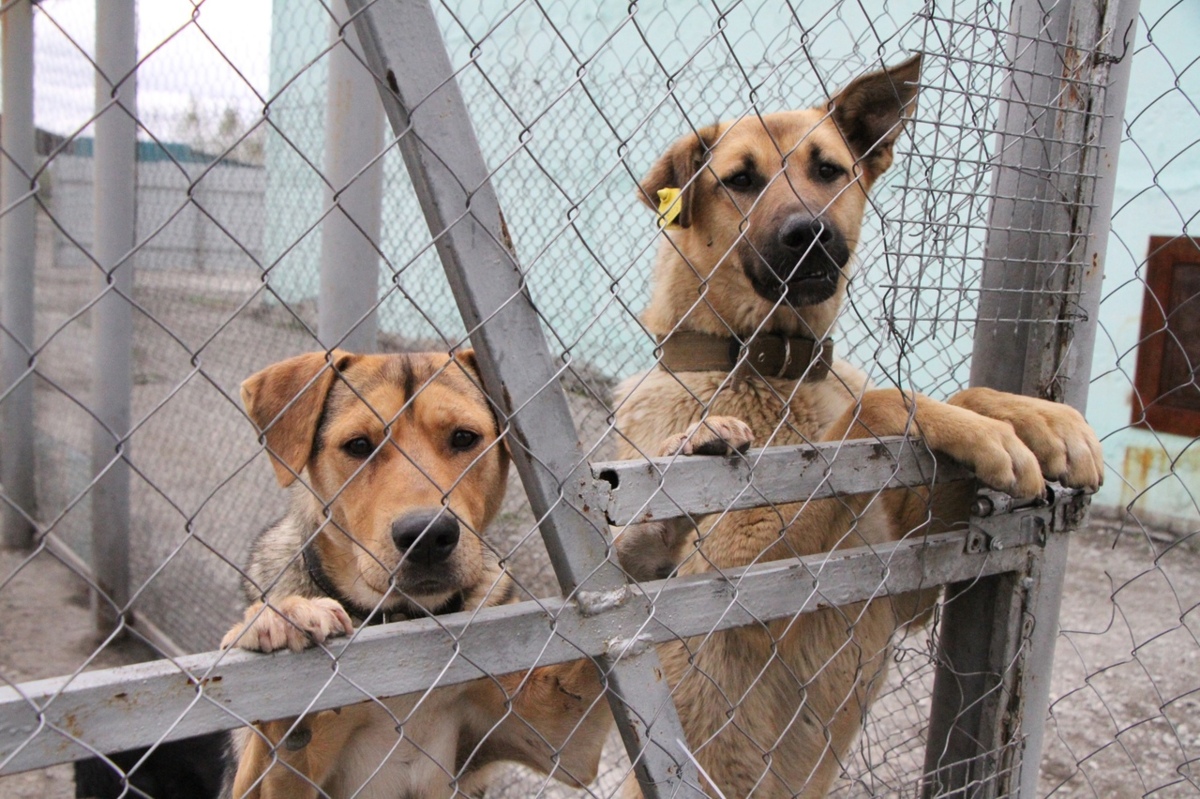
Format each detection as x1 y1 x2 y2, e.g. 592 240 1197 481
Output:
301 542 464 626
656 331 834 382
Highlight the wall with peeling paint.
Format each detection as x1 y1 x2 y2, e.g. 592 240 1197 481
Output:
1087 0 1200 529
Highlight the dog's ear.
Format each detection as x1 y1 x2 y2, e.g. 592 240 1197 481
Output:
450 349 508 447
829 54 921 183
240 350 355 487
453 348 483 382
637 125 717 229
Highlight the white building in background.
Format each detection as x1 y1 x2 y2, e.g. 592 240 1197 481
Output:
47 140 264 271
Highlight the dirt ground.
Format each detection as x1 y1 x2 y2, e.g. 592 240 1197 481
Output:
0 545 155 798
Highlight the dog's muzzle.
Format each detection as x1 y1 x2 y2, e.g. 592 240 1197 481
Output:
743 213 849 306
391 510 460 566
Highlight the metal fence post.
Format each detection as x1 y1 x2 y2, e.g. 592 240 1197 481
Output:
0 0 38 550
90 0 137 630
922 0 1140 796
347 2 701 794
1011 1 1140 794
318 0 384 353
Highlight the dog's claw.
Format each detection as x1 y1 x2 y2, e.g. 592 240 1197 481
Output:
221 596 354 654
949 388 1104 494
660 416 755 458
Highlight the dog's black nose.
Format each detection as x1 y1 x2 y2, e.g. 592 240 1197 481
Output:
778 215 834 254
391 511 460 565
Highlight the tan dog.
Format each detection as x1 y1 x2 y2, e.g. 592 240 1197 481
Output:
221 351 609 799
612 55 1104 797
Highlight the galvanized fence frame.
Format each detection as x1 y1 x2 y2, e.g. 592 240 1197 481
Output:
925 0 1139 796
0 0 37 551
0 0 1138 796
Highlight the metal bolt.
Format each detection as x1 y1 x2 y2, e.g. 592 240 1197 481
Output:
991 538 1004 551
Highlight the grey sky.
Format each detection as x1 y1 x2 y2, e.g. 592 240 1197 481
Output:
25 0 271 139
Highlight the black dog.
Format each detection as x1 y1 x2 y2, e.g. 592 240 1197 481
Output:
73 731 227 799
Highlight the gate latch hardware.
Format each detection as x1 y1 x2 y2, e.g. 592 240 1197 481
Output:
966 482 1091 554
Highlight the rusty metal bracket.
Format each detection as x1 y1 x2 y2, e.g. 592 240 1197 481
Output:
966 482 1092 555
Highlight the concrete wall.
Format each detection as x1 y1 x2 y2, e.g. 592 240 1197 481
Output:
1086 0 1200 527
48 154 264 271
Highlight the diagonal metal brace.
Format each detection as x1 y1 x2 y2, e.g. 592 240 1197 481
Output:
344 1 700 794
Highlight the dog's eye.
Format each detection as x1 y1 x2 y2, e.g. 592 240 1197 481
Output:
450 429 480 451
342 437 373 458
723 171 755 190
816 162 845 182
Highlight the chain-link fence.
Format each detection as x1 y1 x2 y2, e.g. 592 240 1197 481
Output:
0 0 1195 797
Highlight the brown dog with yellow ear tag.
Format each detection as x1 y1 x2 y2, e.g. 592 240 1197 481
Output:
613 55 1104 797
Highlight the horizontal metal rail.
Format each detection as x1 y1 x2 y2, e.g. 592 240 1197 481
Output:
0 513 1047 774
593 437 971 525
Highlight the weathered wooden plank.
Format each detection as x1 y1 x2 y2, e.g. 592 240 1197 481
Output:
592 436 972 525
0 522 1039 774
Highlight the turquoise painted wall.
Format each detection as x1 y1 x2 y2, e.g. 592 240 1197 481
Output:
1086 1 1200 525
264 0 1001 386
263 1 327 313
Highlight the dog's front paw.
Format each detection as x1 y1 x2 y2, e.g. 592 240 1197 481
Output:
949 388 1104 492
221 596 354 653
959 416 1046 500
615 521 681 581
909 399 1045 500
659 416 754 458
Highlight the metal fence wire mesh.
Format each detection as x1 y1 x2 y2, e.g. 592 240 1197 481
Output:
0 0 1195 797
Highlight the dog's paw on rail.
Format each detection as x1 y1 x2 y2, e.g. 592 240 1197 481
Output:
220 596 353 654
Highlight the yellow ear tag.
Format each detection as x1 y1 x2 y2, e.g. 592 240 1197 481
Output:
657 187 682 229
